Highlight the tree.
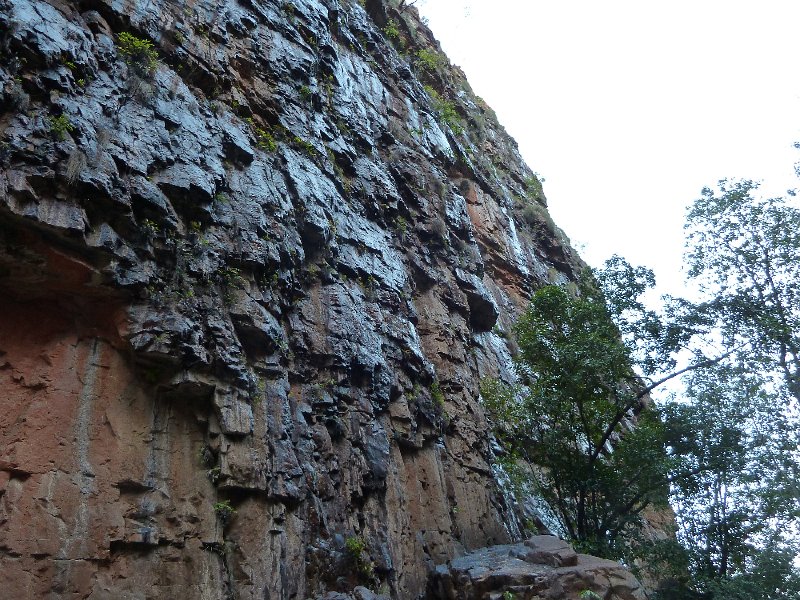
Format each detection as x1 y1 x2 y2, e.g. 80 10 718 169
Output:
482 178 800 588
685 179 800 402
483 281 673 558
664 365 800 595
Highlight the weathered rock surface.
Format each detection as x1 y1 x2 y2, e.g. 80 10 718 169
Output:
0 0 634 598
430 536 648 600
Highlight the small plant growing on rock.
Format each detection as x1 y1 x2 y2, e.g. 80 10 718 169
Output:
246 118 277 151
423 85 463 135
116 32 159 77
218 266 245 303
292 135 317 157
213 500 236 525
207 466 222 485
382 19 401 42
345 536 366 557
430 380 445 408
395 216 408 240
344 535 375 579
415 48 446 75
520 201 556 234
141 219 160 238
49 114 74 140
579 591 602 600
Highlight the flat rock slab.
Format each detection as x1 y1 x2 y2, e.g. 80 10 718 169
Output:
429 536 647 600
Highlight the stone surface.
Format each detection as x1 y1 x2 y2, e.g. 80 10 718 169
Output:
429 536 647 600
0 0 625 598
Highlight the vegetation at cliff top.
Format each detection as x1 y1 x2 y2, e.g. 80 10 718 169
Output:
483 178 800 599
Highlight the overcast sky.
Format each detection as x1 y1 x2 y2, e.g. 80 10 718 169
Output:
416 0 800 294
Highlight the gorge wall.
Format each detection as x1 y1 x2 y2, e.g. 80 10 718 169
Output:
0 0 595 598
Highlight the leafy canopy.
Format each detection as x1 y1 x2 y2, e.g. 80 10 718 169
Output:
685 179 800 402
484 281 672 558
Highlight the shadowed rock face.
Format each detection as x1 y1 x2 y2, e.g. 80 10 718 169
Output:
0 0 591 598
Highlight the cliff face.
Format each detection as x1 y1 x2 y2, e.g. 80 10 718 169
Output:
0 0 584 598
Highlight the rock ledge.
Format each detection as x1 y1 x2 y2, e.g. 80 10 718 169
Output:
429 536 647 600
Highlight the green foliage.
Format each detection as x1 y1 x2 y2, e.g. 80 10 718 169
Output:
595 255 703 376
665 366 800 594
523 174 545 199
207 466 221 485
49 114 74 140
423 85 463 135
415 48 446 74
382 19 401 41
519 201 556 234
116 32 158 76
142 219 160 237
702 543 800 599
217 266 245 303
483 281 672 558
430 380 445 407
591 179 800 595
344 536 375 579
246 118 278 152
292 135 317 156
213 500 235 524
684 179 800 403
344 536 366 557
395 216 408 238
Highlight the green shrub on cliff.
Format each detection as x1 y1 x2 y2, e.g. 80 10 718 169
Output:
116 32 159 76
48 114 74 140
213 500 236 525
423 85 463 135
415 48 446 75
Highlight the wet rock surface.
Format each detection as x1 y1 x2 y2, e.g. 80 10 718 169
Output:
430 536 647 600
0 0 595 598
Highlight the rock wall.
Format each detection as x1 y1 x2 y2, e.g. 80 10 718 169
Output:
0 0 585 598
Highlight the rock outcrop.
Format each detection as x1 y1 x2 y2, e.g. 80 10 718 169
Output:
0 0 629 598
430 536 647 600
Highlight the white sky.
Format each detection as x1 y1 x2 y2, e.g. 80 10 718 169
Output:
416 0 800 295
